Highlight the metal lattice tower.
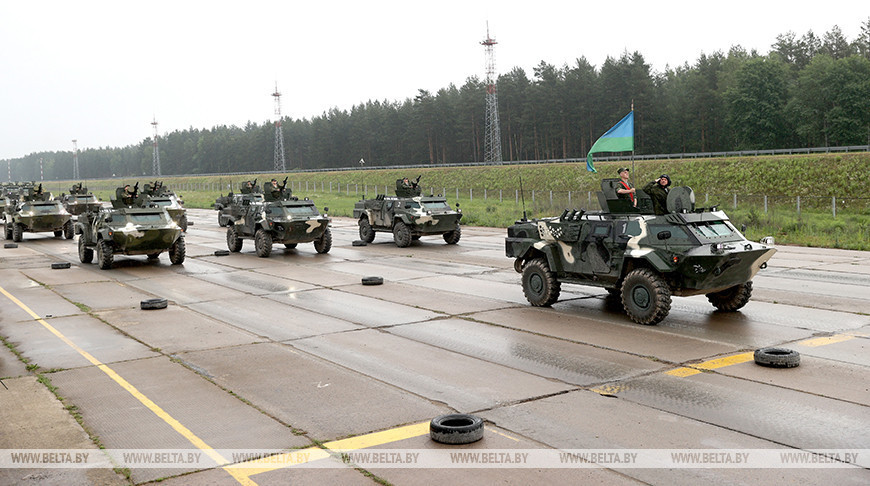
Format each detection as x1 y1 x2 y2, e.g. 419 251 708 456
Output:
151 117 161 176
272 83 287 171
71 139 79 179
481 24 503 163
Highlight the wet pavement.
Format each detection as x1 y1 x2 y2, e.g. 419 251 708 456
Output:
1 209 868 485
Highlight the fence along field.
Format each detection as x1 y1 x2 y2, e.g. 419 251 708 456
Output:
31 153 870 250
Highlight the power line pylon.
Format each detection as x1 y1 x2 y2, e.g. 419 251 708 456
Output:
272 83 287 171
71 139 79 179
151 117 161 176
481 23 503 163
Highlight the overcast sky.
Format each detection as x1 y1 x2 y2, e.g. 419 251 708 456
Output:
0 1 865 160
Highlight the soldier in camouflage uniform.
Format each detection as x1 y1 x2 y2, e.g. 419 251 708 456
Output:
642 174 671 215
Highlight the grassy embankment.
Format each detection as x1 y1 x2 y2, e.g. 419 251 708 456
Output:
76 153 869 250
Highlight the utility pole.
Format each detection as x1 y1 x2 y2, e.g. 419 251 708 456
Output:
272 83 287 171
151 117 161 176
39 158 43 181
71 139 79 179
481 22 503 163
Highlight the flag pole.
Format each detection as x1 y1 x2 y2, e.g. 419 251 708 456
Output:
630 100 635 173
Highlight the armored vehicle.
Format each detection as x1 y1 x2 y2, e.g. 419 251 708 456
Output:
352 177 462 248
225 180 331 257
505 179 776 325
141 181 188 231
60 182 102 216
3 184 73 242
215 179 264 227
75 185 185 269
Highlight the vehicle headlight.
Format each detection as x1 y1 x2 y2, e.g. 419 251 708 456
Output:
711 242 735 254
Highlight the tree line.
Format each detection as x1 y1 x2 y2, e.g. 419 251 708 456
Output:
5 20 870 181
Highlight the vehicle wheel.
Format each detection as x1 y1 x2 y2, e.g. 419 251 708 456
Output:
429 414 484 445
54 230 63 238
226 225 243 252
218 213 227 227
96 239 114 270
284 243 297 249
255 228 273 257
314 227 332 254
169 236 186 265
78 237 94 263
621 268 671 325
178 214 188 232
12 223 23 242
358 216 375 243
443 223 462 244
522 258 561 307
4 224 12 240
362 276 383 285
754 347 800 368
392 221 412 248
141 298 168 310
63 220 74 239
147 253 160 260
707 282 753 311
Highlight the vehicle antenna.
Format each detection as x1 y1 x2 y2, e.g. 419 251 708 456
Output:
519 175 527 221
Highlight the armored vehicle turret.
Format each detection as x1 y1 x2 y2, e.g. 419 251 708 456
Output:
75 185 185 269
3 184 73 242
352 176 462 248
225 179 331 257
505 179 776 325
61 182 102 216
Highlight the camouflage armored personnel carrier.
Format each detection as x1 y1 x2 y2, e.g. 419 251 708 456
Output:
215 179 264 227
141 181 188 231
3 184 73 242
225 178 331 257
60 182 102 216
352 176 462 248
505 179 776 325
75 184 185 269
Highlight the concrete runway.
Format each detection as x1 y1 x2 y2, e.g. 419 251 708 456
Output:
1 208 868 485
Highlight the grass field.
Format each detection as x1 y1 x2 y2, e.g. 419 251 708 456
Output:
61 153 870 250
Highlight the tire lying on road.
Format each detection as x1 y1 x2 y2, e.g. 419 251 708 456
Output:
361 276 384 286
141 298 168 310
430 414 484 444
754 347 800 368
352 240 367 247
50 262 71 269
4 243 18 249
214 249 230 256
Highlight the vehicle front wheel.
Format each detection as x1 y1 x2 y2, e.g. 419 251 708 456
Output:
621 268 671 325
522 258 561 306
359 216 375 243
169 236 185 265
443 223 461 244
226 225 243 252
97 239 114 270
314 227 332 254
63 220 74 239
12 223 23 242
707 282 753 311
392 221 412 248
78 237 94 264
4 223 12 240
254 228 273 257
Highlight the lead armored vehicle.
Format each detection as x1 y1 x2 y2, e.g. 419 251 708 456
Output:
60 182 102 216
75 184 185 269
225 180 331 257
352 177 462 247
505 179 776 325
215 179 264 227
3 184 73 242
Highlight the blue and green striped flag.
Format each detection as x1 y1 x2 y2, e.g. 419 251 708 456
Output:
586 111 634 172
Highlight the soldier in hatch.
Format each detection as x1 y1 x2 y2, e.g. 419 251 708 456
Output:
643 174 672 215
615 167 636 207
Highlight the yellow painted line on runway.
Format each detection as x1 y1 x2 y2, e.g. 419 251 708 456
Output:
797 334 855 347
225 421 430 479
0 285 252 486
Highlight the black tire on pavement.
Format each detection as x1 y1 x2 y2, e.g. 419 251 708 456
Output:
214 249 230 256
51 262 71 269
707 282 753 311
352 240 367 247
621 267 672 325
358 216 375 243
754 348 800 368
361 276 384 286
392 221 412 248
4 243 17 249
521 258 561 307
429 414 484 445
140 298 168 310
